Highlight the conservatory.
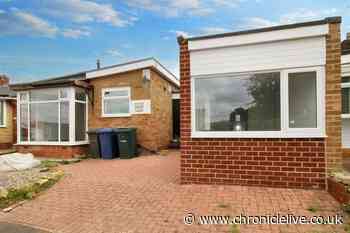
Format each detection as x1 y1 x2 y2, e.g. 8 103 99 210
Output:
17 87 88 145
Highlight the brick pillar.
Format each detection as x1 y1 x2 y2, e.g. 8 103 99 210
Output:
178 36 191 184
325 17 342 172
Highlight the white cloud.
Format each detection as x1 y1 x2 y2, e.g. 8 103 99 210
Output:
243 8 339 29
243 17 277 29
106 49 123 57
42 0 131 27
125 0 215 17
200 27 229 35
170 30 192 38
0 8 58 37
212 0 244 8
62 28 91 39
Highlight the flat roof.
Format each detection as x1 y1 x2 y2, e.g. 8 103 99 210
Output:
178 17 341 43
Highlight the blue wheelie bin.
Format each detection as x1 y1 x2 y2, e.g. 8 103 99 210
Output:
97 128 116 159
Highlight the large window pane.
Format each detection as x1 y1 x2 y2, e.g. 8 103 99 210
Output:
342 88 350 114
75 102 86 141
20 104 28 141
104 98 130 115
60 102 69 141
195 72 280 131
30 89 58 101
0 101 4 126
289 72 317 128
30 103 59 141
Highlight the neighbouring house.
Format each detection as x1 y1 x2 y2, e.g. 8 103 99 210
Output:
10 58 180 158
178 17 342 189
0 75 16 149
342 33 350 156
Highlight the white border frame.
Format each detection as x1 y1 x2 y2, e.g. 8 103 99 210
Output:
132 100 151 115
16 87 89 145
0 100 6 128
101 87 132 118
191 66 326 138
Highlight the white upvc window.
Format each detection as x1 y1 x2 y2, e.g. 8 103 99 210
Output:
17 87 88 145
342 76 350 119
102 87 131 117
0 100 6 127
191 66 325 138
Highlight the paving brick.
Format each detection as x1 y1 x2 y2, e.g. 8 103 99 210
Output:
0 151 344 233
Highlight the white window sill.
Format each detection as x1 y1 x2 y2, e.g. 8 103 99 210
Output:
191 131 327 138
342 114 350 119
15 141 89 146
0 125 6 128
102 113 131 118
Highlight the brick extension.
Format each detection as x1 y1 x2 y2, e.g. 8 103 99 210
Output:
178 19 342 189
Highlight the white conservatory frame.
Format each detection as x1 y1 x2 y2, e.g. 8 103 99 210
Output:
16 87 88 145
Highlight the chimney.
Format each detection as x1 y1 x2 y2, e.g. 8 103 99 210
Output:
96 59 101 69
347 32 350 40
0 75 9 86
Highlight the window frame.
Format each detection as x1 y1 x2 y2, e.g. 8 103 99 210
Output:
342 77 350 119
191 66 326 138
0 100 6 128
17 87 89 145
101 87 132 118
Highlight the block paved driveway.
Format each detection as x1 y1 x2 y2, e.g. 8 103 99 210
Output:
0 151 346 233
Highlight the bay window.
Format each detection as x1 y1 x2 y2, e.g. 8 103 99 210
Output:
17 87 88 144
192 67 325 138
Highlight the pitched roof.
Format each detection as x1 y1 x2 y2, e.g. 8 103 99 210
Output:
11 58 179 90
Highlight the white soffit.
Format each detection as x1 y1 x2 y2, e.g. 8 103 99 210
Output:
86 58 180 87
188 24 329 51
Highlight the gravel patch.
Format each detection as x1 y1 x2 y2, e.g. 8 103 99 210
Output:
0 168 52 190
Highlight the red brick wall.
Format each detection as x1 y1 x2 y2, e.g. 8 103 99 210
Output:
15 145 87 159
177 22 342 189
327 177 350 204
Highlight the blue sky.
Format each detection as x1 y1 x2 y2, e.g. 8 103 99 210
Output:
0 0 349 83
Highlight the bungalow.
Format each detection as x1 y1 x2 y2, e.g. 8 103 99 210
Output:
178 17 342 189
0 75 16 149
10 58 179 158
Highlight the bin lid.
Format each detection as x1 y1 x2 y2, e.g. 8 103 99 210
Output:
87 129 99 133
97 128 114 133
112 128 136 132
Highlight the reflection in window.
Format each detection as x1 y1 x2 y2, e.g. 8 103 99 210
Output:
75 102 86 141
60 102 69 141
30 103 59 141
342 76 350 114
288 72 317 128
0 101 4 126
20 104 28 141
195 72 281 131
